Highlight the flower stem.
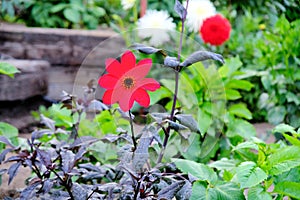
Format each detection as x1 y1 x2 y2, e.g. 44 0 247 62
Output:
129 110 137 150
157 0 189 164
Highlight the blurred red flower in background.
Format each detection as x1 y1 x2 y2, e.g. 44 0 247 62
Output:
200 14 231 46
98 50 160 112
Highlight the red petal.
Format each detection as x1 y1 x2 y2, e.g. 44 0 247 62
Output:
106 58 126 77
137 58 152 68
132 88 150 107
109 86 134 112
125 62 151 80
121 50 136 71
117 91 133 112
98 74 118 89
102 90 116 105
137 78 160 91
200 14 231 46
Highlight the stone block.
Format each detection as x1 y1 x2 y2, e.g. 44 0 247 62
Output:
0 23 125 66
0 60 50 101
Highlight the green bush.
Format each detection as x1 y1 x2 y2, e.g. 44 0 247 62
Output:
220 14 300 128
1 0 106 29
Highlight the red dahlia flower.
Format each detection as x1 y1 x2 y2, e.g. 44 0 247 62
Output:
200 14 231 46
98 50 160 112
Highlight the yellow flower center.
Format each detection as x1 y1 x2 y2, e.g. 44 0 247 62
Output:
122 76 135 89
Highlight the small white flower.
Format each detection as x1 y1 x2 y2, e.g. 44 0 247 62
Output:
121 0 136 10
137 10 176 46
184 0 216 32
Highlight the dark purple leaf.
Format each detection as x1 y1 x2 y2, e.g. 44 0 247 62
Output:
5 155 21 162
117 144 133 165
40 114 55 131
61 150 75 174
174 0 187 19
0 168 7 175
82 172 104 180
31 129 54 141
164 56 180 68
24 158 33 169
79 163 102 172
175 180 192 200
87 100 109 112
74 146 87 162
20 181 41 200
150 112 170 123
133 126 155 172
8 162 22 185
36 148 52 168
100 134 120 143
157 181 185 199
40 179 53 194
167 120 189 132
180 51 224 68
0 148 13 164
72 183 88 200
130 43 167 56
70 136 99 148
0 136 15 148
175 114 201 133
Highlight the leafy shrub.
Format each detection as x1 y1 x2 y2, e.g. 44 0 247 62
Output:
1 0 106 29
220 13 300 128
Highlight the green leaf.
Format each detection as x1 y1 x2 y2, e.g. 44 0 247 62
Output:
232 141 258 151
0 122 18 138
268 146 300 175
248 185 272 200
274 167 300 184
199 135 219 162
63 8 80 23
282 133 300 147
226 118 256 139
89 7 105 17
235 161 268 189
50 3 68 13
219 56 243 78
286 92 300 105
149 86 172 105
229 103 252 120
161 78 198 109
267 106 286 125
191 181 244 200
225 89 241 100
182 134 201 161
272 123 296 134
197 109 212 134
172 159 218 184
208 158 237 171
274 181 300 199
0 62 20 78
226 79 254 91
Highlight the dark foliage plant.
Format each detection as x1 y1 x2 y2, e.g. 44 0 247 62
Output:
1 1 300 200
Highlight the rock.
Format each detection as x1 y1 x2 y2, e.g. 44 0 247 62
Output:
0 59 50 101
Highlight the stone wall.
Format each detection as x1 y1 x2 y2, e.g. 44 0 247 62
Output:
0 23 125 67
0 23 126 100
